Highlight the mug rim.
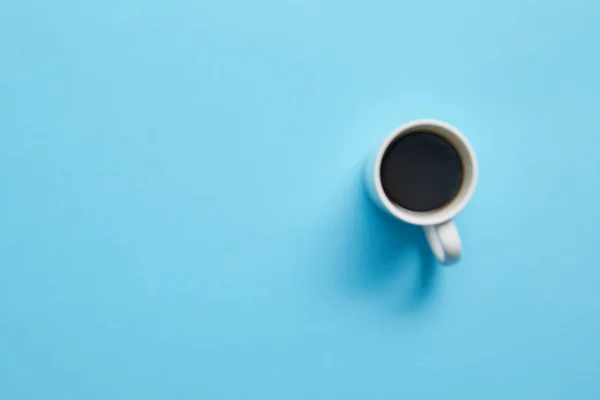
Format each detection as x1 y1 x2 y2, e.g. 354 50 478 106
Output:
373 119 478 226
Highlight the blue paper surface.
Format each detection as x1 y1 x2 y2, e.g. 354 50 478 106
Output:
1 1 600 399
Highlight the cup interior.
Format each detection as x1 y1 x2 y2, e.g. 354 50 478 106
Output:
374 120 478 226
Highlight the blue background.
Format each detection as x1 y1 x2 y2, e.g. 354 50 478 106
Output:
1 1 600 399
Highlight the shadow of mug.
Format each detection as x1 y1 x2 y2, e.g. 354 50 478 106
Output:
339 170 438 312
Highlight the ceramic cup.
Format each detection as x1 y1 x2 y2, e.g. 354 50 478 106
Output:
364 119 478 265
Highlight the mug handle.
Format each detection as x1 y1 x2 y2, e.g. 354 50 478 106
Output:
424 220 461 265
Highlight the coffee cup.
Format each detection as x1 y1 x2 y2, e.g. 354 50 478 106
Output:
364 119 478 264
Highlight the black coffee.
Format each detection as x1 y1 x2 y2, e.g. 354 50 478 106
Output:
380 132 463 212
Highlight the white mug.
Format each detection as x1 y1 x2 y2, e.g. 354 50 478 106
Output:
364 119 478 265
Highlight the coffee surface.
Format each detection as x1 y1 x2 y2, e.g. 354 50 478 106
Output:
380 132 463 212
